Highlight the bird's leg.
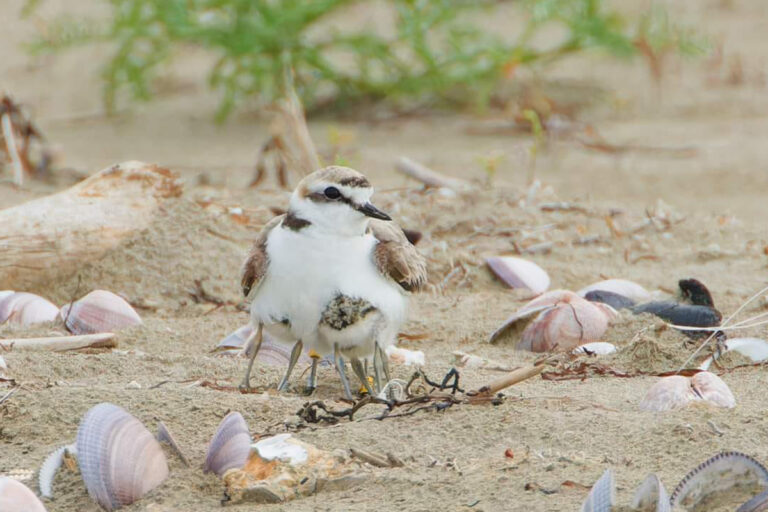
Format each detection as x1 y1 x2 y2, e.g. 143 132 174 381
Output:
351 357 374 396
334 343 353 400
277 339 303 392
376 342 391 383
305 350 321 395
239 323 264 391
373 345 383 395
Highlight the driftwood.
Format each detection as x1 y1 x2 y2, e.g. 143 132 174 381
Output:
395 157 471 191
0 161 182 290
0 332 116 352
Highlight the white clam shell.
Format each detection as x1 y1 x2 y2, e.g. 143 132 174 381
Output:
577 279 652 302
486 256 550 295
76 403 169 510
0 476 47 512
671 452 768 508
204 412 251 477
39 443 77 499
60 290 142 335
639 372 735 412
581 468 615 512
0 292 59 326
700 338 768 371
572 342 617 356
631 473 671 512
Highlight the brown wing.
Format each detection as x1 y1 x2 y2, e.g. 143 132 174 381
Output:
241 215 284 297
369 219 427 292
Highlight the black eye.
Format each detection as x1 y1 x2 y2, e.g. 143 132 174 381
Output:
324 186 341 199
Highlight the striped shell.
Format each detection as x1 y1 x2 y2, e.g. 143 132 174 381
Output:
577 279 652 302
0 477 47 512
203 412 251 477
0 292 59 326
631 473 671 512
215 325 311 365
671 452 768 508
581 468 615 512
486 256 550 295
38 443 76 499
76 403 168 510
60 290 142 335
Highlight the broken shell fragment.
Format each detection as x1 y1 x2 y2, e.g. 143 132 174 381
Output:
671 452 768 509
61 290 142 335
0 292 59 326
572 342 617 356
223 434 364 504
631 473 671 512
581 468 615 512
204 412 251 477
486 256 550 295
578 279 652 303
0 477 47 512
639 372 735 412
386 346 425 366
156 421 190 467
76 403 169 510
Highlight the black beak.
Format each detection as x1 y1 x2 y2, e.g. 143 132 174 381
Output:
357 202 391 220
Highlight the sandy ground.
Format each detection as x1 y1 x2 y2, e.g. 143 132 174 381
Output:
2 1 768 511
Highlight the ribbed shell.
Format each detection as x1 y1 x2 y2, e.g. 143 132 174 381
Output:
0 292 59 326
581 468 615 512
76 403 168 510
0 476 48 512
203 412 251 477
631 473 671 512
61 290 142 334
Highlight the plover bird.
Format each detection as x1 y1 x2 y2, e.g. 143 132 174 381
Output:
239 166 427 397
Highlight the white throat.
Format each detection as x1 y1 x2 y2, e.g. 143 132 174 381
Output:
288 193 370 237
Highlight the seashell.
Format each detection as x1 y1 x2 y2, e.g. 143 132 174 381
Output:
39 443 77 499
60 290 142 335
386 346 425 366
581 468 615 512
489 290 581 343
77 403 169 510
214 325 312 365
584 290 636 310
0 292 59 326
739 489 768 512
632 301 721 329
486 256 550 296
671 451 768 508
452 351 512 371
572 342 617 356
157 421 190 467
204 412 251 477
0 476 47 512
639 375 697 412
518 293 611 352
631 473 671 512
690 371 735 408
0 355 7 373
700 338 768 371
578 279 652 302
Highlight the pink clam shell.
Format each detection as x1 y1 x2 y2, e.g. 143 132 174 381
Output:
639 372 735 412
60 290 142 334
691 371 735 408
486 256 550 295
204 411 251 477
0 477 48 512
0 292 59 326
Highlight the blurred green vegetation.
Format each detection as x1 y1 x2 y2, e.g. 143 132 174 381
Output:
23 0 707 120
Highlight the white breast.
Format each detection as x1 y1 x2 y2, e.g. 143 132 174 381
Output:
249 225 406 354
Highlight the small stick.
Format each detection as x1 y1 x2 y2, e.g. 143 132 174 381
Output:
0 387 18 405
350 447 392 468
0 333 116 352
467 358 551 402
395 157 471 191
1 113 24 186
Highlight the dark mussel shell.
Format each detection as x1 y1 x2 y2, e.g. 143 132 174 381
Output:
584 290 636 310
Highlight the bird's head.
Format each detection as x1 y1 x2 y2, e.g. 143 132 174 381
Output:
290 166 390 235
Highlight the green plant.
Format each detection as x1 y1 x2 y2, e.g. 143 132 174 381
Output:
23 0 707 120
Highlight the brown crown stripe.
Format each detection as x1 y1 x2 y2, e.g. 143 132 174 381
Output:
339 176 370 188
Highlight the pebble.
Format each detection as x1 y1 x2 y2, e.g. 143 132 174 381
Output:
125 380 142 389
